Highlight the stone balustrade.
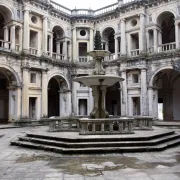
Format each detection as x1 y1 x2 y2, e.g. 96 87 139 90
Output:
79 117 134 135
49 117 80 132
133 116 153 130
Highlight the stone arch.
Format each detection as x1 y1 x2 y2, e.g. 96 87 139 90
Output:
52 25 65 38
48 72 70 89
149 65 173 87
155 10 176 24
0 4 14 22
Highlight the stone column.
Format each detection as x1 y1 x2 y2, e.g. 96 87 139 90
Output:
115 36 119 59
72 80 77 116
63 40 67 60
148 87 153 116
66 90 72 116
22 67 29 118
68 41 72 61
59 90 66 117
89 28 94 51
146 30 150 52
72 28 77 61
158 30 162 47
19 27 23 51
4 26 9 48
49 34 53 57
89 28 94 60
121 70 128 116
10 25 16 51
42 70 48 118
120 19 126 55
16 87 21 120
139 13 145 52
175 22 179 49
153 28 158 52
141 68 148 116
23 9 30 54
56 41 60 54
105 42 109 51
42 16 48 55
154 88 158 119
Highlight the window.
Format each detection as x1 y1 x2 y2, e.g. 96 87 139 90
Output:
30 73 36 83
31 16 37 24
80 30 86 36
131 19 137 27
132 74 139 83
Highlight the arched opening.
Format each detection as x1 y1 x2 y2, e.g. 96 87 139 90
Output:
157 12 175 51
153 69 180 121
0 6 12 49
102 27 115 60
52 26 64 60
106 82 121 116
48 75 68 117
0 67 19 123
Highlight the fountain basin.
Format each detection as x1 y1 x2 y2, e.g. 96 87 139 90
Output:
74 75 124 87
87 50 110 58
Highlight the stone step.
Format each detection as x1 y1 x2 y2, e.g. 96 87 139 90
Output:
26 130 175 143
11 138 180 154
18 133 180 148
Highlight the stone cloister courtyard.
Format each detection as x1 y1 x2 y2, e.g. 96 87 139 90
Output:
0 125 180 180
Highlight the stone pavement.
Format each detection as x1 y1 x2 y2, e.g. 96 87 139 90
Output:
0 126 180 180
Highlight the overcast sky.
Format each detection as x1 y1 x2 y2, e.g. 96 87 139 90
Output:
53 0 117 10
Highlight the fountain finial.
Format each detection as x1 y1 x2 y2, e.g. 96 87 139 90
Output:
94 31 102 50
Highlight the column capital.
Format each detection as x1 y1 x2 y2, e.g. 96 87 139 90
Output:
140 68 147 72
42 16 48 20
120 18 126 23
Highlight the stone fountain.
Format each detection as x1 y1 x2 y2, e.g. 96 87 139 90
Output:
48 31 153 135
73 31 135 135
74 31 124 119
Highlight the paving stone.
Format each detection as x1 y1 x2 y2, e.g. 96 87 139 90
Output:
150 174 180 180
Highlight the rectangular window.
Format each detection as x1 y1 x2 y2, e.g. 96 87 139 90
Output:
132 74 139 83
30 73 36 83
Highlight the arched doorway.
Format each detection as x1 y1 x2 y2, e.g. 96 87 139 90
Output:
106 82 121 116
152 69 180 121
0 66 20 123
0 72 9 123
48 75 69 117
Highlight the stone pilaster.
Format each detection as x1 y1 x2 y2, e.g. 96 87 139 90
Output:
121 70 128 116
10 25 16 51
42 16 48 55
72 28 77 61
139 13 145 52
23 9 30 54
42 70 48 118
22 67 29 118
153 28 158 52
63 40 67 60
175 22 179 49
120 19 126 55
115 36 119 59
141 68 148 116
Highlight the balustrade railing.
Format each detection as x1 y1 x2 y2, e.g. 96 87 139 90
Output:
133 116 153 130
79 56 88 62
158 42 176 52
49 117 80 132
79 117 134 135
94 3 118 16
0 40 5 48
131 49 139 57
52 53 64 60
29 47 38 55
104 53 115 61
50 0 71 15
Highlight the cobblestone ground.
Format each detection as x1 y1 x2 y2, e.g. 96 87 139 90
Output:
0 126 180 180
